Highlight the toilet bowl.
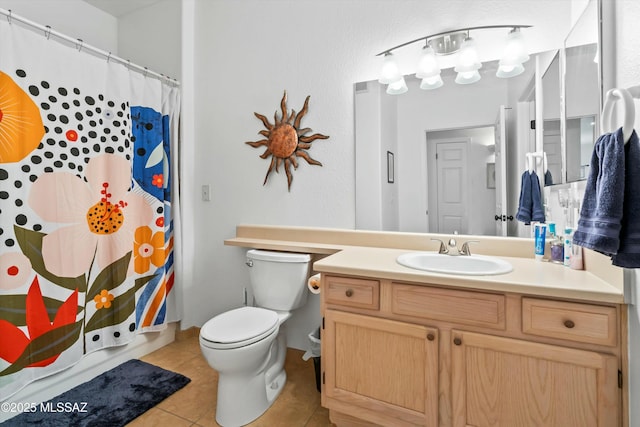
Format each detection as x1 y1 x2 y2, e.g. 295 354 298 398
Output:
199 250 311 426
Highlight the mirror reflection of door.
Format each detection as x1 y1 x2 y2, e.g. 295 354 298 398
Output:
435 140 468 234
427 126 497 236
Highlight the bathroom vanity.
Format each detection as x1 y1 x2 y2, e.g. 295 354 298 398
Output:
225 225 628 427
314 247 624 427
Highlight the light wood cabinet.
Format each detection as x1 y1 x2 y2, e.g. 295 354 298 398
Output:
323 310 439 426
451 330 619 427
321 275 624 427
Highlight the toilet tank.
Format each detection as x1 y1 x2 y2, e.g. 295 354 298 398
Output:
246 249 311 311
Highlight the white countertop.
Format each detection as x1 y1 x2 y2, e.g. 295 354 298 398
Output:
313 246 624 303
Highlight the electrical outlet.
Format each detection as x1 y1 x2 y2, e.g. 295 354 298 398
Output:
201 184 211 201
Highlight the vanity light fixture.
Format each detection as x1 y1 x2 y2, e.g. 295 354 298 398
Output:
377 25 531 94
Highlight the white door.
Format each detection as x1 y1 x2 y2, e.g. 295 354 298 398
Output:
436 142 468 234
494 106 508 236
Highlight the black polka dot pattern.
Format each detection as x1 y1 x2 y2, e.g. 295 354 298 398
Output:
0 69 133 247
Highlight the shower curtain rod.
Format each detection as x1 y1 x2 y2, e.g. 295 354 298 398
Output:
0 7 180 87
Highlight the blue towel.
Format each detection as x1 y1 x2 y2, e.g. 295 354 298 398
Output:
573 129 626 256
516 170 533 224
516 171 546 225
530 171 545 223
613 130 640 267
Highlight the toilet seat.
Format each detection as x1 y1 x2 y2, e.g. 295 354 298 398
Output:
200 306 279 350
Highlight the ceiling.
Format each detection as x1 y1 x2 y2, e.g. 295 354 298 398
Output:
82 0 162 17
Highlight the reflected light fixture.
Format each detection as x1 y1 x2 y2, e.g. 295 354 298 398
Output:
496 28 529 78
416 46 443 90
377 25 531 94
454 37 482 84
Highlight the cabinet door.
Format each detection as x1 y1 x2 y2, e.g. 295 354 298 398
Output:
323 309 439 426
451 330 619 427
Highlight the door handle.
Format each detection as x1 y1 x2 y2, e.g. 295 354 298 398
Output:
495 215 502 221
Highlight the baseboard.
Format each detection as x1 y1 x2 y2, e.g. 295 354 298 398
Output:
175 325 200 341
0 323 177 423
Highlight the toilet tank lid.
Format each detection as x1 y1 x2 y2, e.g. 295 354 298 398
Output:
247 249 311 263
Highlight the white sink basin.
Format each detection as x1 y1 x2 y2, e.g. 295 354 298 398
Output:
396 252 513 276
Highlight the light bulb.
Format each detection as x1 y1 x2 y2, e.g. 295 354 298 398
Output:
386 77 408 95
378 53 402 85
454 37 481 73
416 46 441 79
420 74 443 90
455 69 481 85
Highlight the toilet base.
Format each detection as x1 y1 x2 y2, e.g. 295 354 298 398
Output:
214 329 288 426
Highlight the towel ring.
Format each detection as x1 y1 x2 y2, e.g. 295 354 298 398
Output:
601 88 635 144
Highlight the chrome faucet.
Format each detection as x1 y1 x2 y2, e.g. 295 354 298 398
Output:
432 234 479 256
430 238 448 254
459 240 479 256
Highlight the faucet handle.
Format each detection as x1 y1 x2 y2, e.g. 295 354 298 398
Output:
460 240 480 256
430 238 448 254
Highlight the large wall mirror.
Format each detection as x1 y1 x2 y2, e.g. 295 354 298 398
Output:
355 0 602 237
562 0 600 184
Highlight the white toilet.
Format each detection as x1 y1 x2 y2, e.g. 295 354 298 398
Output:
199 249 312 426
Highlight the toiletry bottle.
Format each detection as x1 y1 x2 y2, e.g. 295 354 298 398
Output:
563 227 573 266
534 223 547 261
570 244 584 270
550 237 564 264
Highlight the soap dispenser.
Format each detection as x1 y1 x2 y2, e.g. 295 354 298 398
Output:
548 222 564 264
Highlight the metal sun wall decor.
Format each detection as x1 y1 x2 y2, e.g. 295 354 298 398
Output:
245 91 329 191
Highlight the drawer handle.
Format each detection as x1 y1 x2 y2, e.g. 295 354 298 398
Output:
427 333 435 341
564 320 575 329
453 337 462 346
345 289 353 297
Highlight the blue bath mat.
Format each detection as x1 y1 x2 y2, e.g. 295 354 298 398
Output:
3 359 191 426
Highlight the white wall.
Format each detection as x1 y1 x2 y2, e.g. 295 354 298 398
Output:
613 1 640 425
117 0 182 80
0 0 117 53
188 0 577 349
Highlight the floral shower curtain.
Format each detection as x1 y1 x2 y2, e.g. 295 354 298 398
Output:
0 16 181 399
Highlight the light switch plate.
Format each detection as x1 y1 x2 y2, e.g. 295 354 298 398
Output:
201 184 211 201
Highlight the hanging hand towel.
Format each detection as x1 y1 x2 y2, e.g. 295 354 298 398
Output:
573 129 626 255
613 130 640 267
530 171 545 223
544 169 553 186
516 170 533 224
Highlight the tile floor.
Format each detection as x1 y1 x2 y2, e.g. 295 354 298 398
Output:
127 333 334 427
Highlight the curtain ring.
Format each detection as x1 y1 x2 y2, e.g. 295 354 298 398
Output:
7 10 12 24
106 52 112 63
144 67 148 77
76 38 83 52
44 25 52 40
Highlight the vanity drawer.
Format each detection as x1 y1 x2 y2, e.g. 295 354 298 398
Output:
325 276 380 310
522 298 617 346
392 284 506 330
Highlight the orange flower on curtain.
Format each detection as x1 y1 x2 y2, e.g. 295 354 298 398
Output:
133 226 165 274
94 290 114 309
0 71 45 163
0 277 78 366
27 154 153 277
